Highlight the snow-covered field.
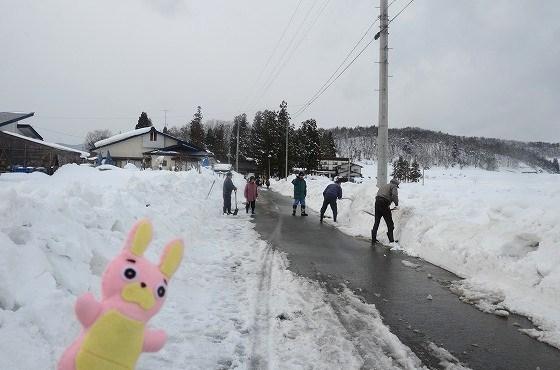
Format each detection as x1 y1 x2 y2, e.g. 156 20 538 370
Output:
0 165 426 370
271 164 560 348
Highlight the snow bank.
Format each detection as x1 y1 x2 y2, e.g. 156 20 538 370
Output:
0 165 421 369
271 165 560 348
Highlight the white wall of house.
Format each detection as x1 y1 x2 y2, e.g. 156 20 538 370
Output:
96 132 179 160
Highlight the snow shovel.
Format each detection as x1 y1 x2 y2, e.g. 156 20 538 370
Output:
206 179 216 199
232 190 239 215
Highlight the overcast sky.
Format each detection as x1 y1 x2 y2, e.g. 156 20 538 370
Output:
1 0 559 144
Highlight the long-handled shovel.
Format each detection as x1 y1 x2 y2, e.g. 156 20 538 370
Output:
232 190 239 215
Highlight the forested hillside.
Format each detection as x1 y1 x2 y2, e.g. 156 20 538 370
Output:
331 126 560 173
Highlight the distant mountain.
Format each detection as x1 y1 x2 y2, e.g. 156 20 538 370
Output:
330 126 560 173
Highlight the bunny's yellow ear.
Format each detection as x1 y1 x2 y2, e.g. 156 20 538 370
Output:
159 239 184 279
124 219 153 256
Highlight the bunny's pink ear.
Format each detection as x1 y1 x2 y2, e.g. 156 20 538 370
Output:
159 239 184 279
124 219 153 256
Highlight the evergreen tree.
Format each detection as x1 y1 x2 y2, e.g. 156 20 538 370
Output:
263 110 282 176
189 106 205 148
205 127 216 154
319 129 337 158
392 156 410 182
136 112 152 129
298 119 321 171
277 101 295 177
213 124 227 162
229 114 251 161
409 160 422 182
163 126 168 134
553 158 559 173
249 111 271 174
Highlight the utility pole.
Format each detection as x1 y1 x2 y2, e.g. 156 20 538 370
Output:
236 121 240 172
376 0 389 187
161 109 168 127
285 120 288 180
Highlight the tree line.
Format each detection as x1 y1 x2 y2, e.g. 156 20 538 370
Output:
134 102 336 177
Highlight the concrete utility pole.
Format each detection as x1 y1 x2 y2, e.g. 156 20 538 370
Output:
376 0 389 187
161 109 168 127
285 121 288 179
236 121 240 172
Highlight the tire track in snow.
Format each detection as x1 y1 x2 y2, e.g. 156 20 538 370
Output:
248 243 275 369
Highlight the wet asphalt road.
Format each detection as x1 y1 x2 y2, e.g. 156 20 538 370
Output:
252 190 560 370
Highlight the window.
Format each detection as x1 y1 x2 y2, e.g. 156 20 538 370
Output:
150 131 157 141
162 160 168 166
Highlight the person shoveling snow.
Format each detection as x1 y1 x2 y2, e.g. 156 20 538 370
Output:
320 177 343 223
222 172 237 215
372 178 399 245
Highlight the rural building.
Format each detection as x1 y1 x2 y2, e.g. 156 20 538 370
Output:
93 127 213 170
316 157 363 180
0 112 88 173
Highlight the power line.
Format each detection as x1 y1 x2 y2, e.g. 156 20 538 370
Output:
248 0 324 111
294 0 415 119
294 17 380 117
240 0 305 112
255 0 332 107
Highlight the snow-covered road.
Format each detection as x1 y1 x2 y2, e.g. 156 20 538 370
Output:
0 166 425 369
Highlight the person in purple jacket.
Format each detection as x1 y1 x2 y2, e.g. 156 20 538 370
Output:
320 177 343 223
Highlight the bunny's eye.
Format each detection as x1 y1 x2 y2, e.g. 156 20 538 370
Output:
122 267 137 280
156 284 166 298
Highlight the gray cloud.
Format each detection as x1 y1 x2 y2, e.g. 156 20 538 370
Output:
0 0 558 144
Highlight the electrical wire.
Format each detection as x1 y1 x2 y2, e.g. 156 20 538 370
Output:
240 0 305 112
247 0 325 111
293 17 380 118
255 0 332 107
294 0 415 119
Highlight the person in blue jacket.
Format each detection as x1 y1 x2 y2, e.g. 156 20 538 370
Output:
320 177 343 223
291 172 308 216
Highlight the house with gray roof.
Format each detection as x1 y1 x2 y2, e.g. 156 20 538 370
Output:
0 112 88 173
93 126 213 170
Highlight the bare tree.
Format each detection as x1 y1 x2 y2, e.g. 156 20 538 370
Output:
84 129 112 151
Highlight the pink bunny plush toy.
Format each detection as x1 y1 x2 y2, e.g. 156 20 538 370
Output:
58 219 184 370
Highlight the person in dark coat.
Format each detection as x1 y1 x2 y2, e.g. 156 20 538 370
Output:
244 176 258 214
291 171 308 216
372 178 399 244
265 177 270 189
223 172 237 214
320 178 343 223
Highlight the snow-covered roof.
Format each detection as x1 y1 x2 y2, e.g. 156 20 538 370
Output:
1 130 89 158
214 163 232 171
94 127 152 148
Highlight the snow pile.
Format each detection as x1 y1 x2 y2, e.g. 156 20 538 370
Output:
0 165 421 369
271 166 560 348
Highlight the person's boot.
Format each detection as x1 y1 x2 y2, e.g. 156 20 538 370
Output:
320 213 324 223
371 229 378 245
292 205 297 216
301 206 308 216
246 204 249 214
387 230 394 243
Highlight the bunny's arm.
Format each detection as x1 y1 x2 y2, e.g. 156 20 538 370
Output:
75 292 102 329
143 329 167 352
